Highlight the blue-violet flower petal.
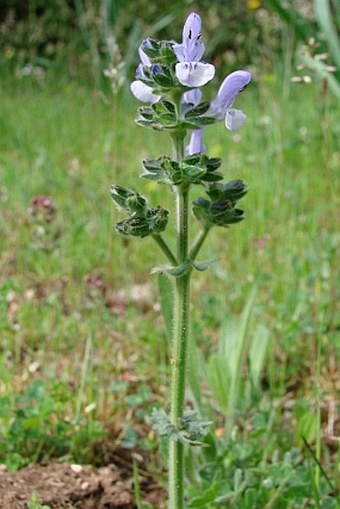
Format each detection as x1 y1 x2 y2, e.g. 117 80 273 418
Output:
186 129 205 155
209 70 251 119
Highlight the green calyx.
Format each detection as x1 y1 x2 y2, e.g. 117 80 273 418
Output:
116 206 169 238
141 154 223 186
141 39 178 64
111 185 169 238
110 185 147 214
136 99 216 131
193 179 248 228
207 179 249 201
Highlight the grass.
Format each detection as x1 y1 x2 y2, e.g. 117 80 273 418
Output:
0 69 339 505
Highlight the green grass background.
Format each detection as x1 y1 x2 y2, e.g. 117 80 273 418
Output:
0 70 339 503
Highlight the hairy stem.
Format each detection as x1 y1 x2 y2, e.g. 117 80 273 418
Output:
152 233 178 266
188 225 211 263
169 132 190 509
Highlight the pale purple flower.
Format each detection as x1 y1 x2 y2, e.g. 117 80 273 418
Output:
138 42 151 65
225 109 248 131
209 70 251 131
182 88 202 105
173 13 205 62
186 129 205 155
130 44 161 103
130 81 161 103
174 13 215 87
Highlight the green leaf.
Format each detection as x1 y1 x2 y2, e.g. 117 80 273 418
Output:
192 260 216 272
185 101 211 118
138 106 154 120
182 154 202 166
150 261 190 277
181 121 206 130
110 186 147 213
226 208 245 224
205 287 257 438
140 172 163 182
201 172 223 182
150 408 179 440
188 116 216 127
158 113 177 125
142 158 164 172
141 38 177 64
207 179 248 201
181 163 206 182
141 157 177 184
181 410 212 444
192 196 232 227
206 157 222 172
135 74 155 88
140 38 162 59
188 483 219 507
152 100 175 115
136 119 165 131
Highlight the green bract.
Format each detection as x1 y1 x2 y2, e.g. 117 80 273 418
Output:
136 100 216 131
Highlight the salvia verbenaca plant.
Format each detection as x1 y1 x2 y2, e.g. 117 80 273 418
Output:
110 12 251 509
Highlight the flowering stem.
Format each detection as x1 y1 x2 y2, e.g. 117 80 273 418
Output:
152 233 178 266
169 132 190 509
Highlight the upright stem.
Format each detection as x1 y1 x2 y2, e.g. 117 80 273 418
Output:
169 132 190 509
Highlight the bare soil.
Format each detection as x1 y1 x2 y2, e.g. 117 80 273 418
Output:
0 462 165 508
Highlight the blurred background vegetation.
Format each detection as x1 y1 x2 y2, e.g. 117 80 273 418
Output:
1 0 339 89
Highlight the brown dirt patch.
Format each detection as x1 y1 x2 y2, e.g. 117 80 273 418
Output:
0 463 166 508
